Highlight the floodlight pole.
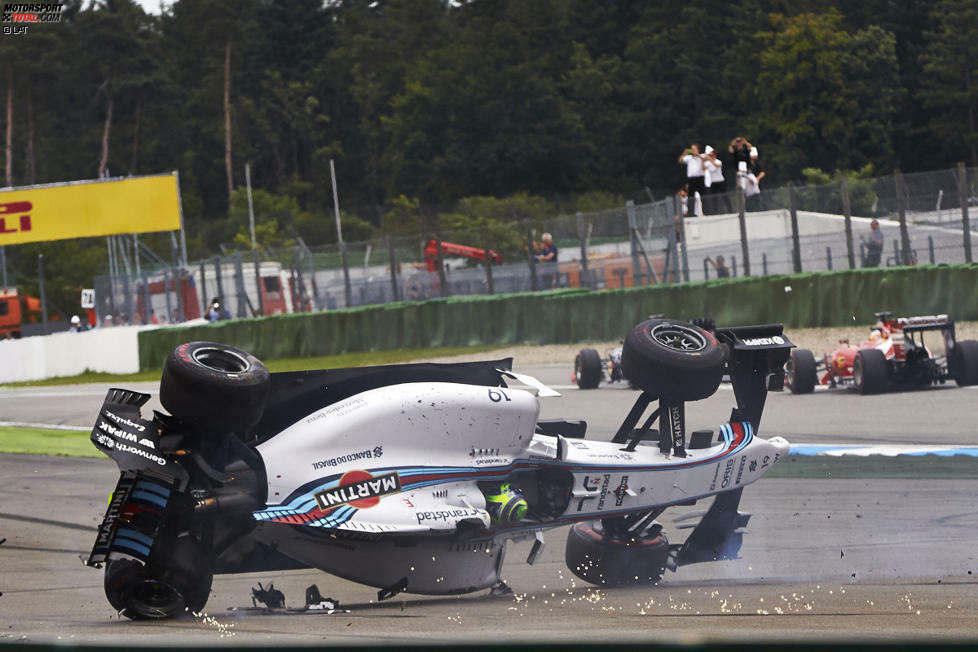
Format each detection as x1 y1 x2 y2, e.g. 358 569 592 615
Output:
246 162 256 249
174 170 188 267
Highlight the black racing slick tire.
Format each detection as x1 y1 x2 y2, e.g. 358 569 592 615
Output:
575 348 603 389
160 341 270 434
854 348 888 395
565 521 670 587
952 340 978 387
620 318 726 402
786 348 817 394
104 535 213 619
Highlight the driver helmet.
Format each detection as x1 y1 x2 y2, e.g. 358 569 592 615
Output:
868 330 881 343
484 483 527 524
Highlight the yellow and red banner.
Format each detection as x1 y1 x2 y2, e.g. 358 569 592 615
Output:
0 174 181 246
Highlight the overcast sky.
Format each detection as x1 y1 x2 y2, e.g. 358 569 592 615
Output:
132 0 164 15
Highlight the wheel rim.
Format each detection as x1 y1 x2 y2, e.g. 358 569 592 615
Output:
785 356 796 387
853 360 863 388
649 323 707 353
130 579 185 618
192 347 250 373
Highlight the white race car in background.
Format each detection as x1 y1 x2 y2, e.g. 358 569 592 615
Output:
86 317 791 619
573 344 627 389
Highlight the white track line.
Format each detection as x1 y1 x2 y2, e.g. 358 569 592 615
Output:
0 420 89 431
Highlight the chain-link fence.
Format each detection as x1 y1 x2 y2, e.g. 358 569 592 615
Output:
89 164 977 327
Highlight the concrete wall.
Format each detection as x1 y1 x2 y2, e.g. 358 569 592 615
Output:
0 326 148 383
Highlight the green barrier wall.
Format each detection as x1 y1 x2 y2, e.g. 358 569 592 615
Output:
138 264 978 370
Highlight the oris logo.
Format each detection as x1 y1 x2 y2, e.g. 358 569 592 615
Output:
742 335 784 346
0 201 33 235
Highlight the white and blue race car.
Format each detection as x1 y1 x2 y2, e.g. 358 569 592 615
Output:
86 317 791 619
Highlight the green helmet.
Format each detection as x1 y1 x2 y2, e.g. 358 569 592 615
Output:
485 483 527 524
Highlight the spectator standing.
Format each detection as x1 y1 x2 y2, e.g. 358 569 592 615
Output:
69 315 84 332
703 146 729 214
745 146 765 211
535 232 559 289
728 136 752 169
678 144 707 216
861 219 884 267
706 255 731 278
535 233 558 264
677 186 689 216
207 299 223 322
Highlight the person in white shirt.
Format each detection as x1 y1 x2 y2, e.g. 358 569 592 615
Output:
703 145 728 214
678 144 706 216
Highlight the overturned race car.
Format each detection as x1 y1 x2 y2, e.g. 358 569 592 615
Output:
86 317 791 619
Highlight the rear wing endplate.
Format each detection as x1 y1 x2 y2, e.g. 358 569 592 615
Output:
715 324 794 432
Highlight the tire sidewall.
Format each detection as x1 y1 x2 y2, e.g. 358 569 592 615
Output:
160 341 270 433
576 348 602 389
855 348 887 395
104 535 213 619
565 521 669 586
621 319 726 402
954 340 978 386
787 348 817 394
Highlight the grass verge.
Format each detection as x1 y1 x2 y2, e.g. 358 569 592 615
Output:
0 345 502 388
0 426 99 458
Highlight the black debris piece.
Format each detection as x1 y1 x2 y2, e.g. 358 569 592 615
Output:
251 582 285 609
377 577 408 602
304 584 340 611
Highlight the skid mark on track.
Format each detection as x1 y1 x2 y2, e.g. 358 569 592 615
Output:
0 511 95 532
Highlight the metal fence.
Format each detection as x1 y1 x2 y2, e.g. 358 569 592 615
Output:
91 164 977 327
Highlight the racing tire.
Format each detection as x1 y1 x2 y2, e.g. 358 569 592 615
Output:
785 348 817 394
104 534 213 619
621 318 726 402
160 341 270 434
565 521 670 587
575 348 603 389
952 340 978 386
853 348 888 395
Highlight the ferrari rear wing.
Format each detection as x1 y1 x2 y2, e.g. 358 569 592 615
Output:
898 314 955 336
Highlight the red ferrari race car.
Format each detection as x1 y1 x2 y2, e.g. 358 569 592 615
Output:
785 313 978 395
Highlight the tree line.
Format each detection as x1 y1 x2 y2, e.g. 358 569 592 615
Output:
0 0 975 312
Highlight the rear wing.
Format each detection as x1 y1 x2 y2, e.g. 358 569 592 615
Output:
714 324 794 432
90 388 188 489
897 314 955 337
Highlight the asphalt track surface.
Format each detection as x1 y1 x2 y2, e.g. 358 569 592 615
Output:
2 364 978 645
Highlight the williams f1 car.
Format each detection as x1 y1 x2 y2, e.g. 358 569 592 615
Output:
86 317 791 619
785 313 978 395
